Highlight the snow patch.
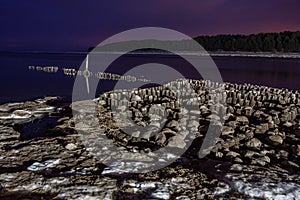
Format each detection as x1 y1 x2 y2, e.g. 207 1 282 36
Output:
27 159 60 171
226 174 300 200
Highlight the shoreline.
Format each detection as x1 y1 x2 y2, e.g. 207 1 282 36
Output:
209 51 300 59
1 50 300 59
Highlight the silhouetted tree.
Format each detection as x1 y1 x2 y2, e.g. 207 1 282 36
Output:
194 31 300 52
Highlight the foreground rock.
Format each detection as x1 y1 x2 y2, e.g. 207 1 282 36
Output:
0 79 299 199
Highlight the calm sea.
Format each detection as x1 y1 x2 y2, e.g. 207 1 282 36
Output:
0 52 299 104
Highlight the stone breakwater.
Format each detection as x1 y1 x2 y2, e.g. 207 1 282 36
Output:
97 79 300 171
0 80 299 199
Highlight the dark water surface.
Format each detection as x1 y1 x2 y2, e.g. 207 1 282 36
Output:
0 52 299 104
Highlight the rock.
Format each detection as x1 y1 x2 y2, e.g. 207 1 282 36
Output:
206 114 220 121
65 143 77 151
167 135 186 149
150 121 161 129
155 132 167 144
136 121 147 127
254 124 268 134
221 126 234 136
253 110 263 118
190 110 201 116
268 120 275 129
140 129 154 140
283 121 293 128
236 133 246 142
261 156 271 163
246 138 262 150
244 107 253 116
292 145 300 156
160 128 177 137
230 164 243 172
277 150 289 160
227 120 239 129
215 152 223 158
244 130 254 140
236 116 249 125
165 120 179 131
226 151 240 159
233 157 243 163
252 159 267 166
244 150 260 158
236 108 242 115
267 135 283 146
131 131 140 138
225 139 237 148
57 117 70 124
224 113 235 121
131 94 142 101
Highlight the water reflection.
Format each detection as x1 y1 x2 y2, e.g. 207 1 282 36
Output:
28 55 151 94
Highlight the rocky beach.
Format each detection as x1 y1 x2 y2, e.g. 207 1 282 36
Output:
0 79 300 199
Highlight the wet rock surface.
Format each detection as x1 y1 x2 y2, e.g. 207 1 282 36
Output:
0 79 300 199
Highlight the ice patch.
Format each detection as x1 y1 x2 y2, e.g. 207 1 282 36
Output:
213 182 231 195
8 102 23 107
226 174 300 200
49 178 69 185
27 159 60 171
151 186 171 200
34 106 56 113
0 113 33 120
102 161 156 174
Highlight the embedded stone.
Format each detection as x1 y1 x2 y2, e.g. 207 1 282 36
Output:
246 138 262 149
155 132 167 144
226 151 241 159
292 145 300 156
236 116 249 125
65 143 77 151
221 126 235 136
267 135 283 146
167 135 186 149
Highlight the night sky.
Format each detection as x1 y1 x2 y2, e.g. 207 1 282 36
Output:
1 0 300 51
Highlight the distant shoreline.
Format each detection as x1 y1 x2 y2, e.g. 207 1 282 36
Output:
208 51 300 59
1 50 300 59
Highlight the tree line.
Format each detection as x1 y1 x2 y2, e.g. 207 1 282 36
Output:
194 31 300 52
89 31 300 53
